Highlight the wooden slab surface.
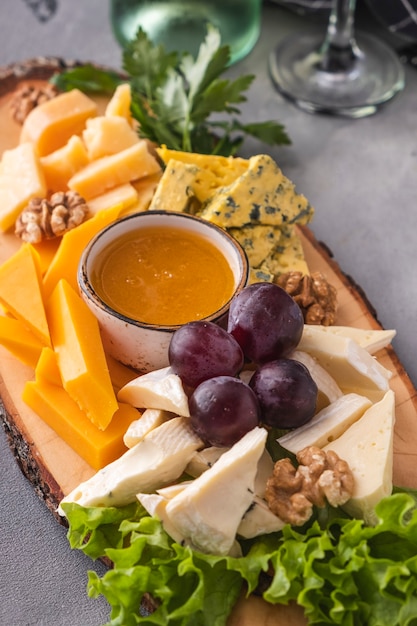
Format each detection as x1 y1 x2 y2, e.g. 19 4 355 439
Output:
1 59 416 626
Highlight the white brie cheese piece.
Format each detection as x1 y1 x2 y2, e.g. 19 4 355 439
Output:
185 446 229 478
323 389 395 525
278 393 372 454
123 408 174 448
302 325 396 355
238 497 285 539
59 417 203 511
165 426 268 555
297 329 391 402
291 349 343 410
137 492 190 545
117 366 190 416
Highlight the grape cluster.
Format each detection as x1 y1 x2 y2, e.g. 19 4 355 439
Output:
168 282 318 446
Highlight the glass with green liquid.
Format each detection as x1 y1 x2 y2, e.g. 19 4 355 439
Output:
110 0 261 64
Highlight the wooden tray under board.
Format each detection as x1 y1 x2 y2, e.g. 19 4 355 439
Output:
1 59 416 626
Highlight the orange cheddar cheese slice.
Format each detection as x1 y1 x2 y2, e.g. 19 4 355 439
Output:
0 243 51 346
33 237 61 275
68 140 161 199
20 88 98 157
0 142 47 231
40 135 90 193
35 345 62 386
46 279 118 430
42 201 123 299
23 376 139 470
105 353 139 393
0 315 44 369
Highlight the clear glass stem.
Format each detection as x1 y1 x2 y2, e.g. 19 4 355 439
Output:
319 0 359 72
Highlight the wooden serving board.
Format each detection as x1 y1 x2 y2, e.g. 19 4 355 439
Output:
1 59 417 626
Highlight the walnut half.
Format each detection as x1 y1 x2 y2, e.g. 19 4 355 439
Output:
265 446 354 526
275 270 337 326
15 191 89 244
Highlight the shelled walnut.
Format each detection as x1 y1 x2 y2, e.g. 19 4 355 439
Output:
10 83 59 124
275 270 337 325
265 446 354 526
15 191 89 244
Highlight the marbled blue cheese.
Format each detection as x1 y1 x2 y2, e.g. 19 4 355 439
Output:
199 154 314 229
227 224 279 268
58 417 203 510
323 390 395 525
165 426 268 555
261 225 310 276
148 159 200 213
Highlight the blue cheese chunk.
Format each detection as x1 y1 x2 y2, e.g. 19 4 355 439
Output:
227 224 279 268
165 426 268 555
148 159 200 213
58 417 203 511
200 154 314 229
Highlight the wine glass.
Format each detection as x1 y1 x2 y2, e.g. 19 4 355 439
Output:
269 0 405 118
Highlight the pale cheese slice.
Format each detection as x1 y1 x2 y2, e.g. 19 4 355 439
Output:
185 446 229 478
58 417 203 511
238 497 285 539
278 393 372 454
117 366 190 416
291 349 343 411
323 389 395 525
123 408 174 448
298 328 391 402
165 426 267 555
137 492 189 545
302 324 396 355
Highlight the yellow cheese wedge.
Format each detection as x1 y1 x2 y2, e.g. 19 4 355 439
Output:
22 375 138 470
32 237 61 275
105 353 138 393
42 202 123 299
87 183 138 216
68 141 161 199
83 115 139 160
0 315 44 369
35 345 62 386
0 142 47 231
0 243 50 346
105 83 133 123
46 279 119 430
20 88 97 156
40 135 90 192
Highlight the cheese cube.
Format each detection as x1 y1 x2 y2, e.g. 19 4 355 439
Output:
0 142 47 231
68 140 161 199
40 135 89 192
20 88 97 156
105 83 133 123
83 115 139 160
86 183 138 216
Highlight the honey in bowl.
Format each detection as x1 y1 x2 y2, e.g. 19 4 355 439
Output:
79 211 248 372
90 224 235 326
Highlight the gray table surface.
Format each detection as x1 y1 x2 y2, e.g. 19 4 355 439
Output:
0 1 416 625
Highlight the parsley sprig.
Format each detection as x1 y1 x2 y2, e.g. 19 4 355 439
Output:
51 26 290 156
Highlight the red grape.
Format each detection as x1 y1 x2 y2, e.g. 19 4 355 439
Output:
227 282 303 364
249 358 317 428
168 320 244 388
189 376 260 446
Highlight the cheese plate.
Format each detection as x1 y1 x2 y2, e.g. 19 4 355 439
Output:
1 59 417 626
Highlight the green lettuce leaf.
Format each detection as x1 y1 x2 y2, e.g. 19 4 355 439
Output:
62 489 417 626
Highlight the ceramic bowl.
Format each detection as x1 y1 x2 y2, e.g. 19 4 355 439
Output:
78 210 249 372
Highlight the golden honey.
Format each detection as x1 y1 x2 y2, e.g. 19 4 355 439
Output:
91 225 235 325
